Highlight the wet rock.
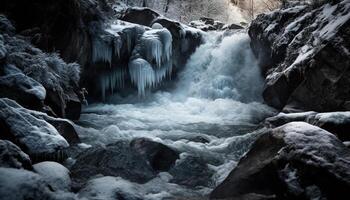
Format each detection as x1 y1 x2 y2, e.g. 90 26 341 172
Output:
70 141 156 189
130 138 179 171
169 154 215 188
121 7 160 27
0 167 56 200
249 1 350 111
0 98 69 161
33 161 71 191
211 122 350 200
0 140 31 169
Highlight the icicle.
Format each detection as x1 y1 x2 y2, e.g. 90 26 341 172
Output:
91 35 114 64
100 67 127 101
138 28 173 68
129 58 173 97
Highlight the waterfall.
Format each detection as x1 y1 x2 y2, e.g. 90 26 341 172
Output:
77 30 275 199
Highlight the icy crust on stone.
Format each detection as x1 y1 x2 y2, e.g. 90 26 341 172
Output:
91 13 203 98
0 98 69 155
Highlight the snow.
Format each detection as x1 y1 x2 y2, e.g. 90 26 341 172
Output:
313 112 350 125
0 98 69 155
278 122 350 170
0 64 46 100
0 167 54 200
33 161 71 191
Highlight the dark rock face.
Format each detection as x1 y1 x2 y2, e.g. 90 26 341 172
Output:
0 140 32 169
121 7 160 26
130 138 179 171
169 155 215 188
249 1 350 112
71 139 178 189
210 122 350 200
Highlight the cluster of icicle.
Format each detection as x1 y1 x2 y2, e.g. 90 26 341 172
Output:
129 23 173 96
92 22 173 98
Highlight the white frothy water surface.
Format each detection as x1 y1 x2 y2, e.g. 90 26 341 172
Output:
75 31 275 199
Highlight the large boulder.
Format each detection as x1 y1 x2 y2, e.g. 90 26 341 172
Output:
249 1 350 111
0 140 32 169
0 98 69 162
70 138 179 189
210 122 350 200
130 138 179 171
169 154 215 188
121 7 160 26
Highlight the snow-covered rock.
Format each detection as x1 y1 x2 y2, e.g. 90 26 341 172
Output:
265 111 350 141
0 140 31 169
33 161 71 191
0 167 56 200
0 14 81 119
249 0 350 112
211 122 350 200
0 64 46 110
0 98 69 160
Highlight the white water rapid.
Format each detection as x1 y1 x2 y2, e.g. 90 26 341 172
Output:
73 31 276 199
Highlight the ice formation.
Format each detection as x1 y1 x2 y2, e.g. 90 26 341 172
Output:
128 27 173 96
100 67 127 100
129 58 172 96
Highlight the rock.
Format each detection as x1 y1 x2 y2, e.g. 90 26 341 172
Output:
70 141 156 188
265 111 350 142
223 23 245 30
63 90 81 120
210 122 350 200
0 64 46 110
308 112 350 142
0 140 31 169
264 111 317 128
0 14 15 35
78 176 143 200
169 154 214 188
249 1 350 111
121 7 160 27
130 138 179 171
33 161 71 191
0 98 69 162
189 18 226 31
0 167 56 200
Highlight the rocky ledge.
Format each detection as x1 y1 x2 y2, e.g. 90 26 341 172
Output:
249 0 350 112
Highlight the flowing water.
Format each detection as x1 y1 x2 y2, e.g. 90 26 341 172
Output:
73 31 275 199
